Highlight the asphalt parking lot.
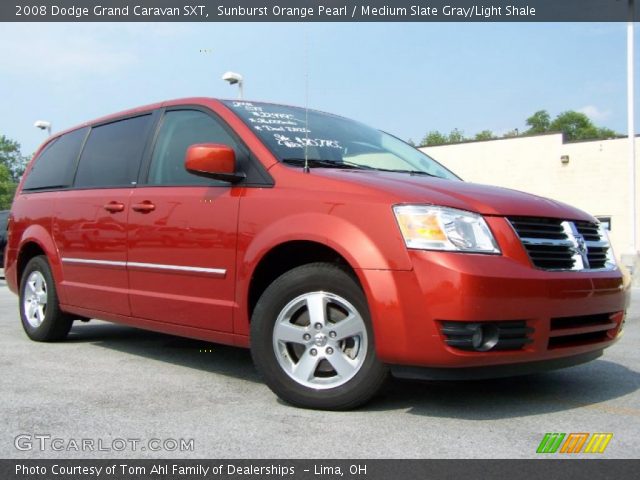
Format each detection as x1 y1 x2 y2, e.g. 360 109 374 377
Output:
0 277 638 459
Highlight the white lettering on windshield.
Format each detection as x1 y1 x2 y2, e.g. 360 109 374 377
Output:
274 134 341 149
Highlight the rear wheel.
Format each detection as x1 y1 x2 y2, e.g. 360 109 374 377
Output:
19 256 73 342
251 263 387 410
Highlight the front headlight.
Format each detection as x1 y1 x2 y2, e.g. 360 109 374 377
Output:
393 205 500 254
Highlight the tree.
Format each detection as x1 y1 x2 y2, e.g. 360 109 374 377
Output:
0 135 29 182
448 128 465 143
420 130 448 146
0 163 16 209
549 111 602 141
420 109 619 146
525 110 551 134
596 127 618 139
0 134 30 209
474 130 496 141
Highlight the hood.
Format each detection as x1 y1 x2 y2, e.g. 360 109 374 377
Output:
314 170 593 221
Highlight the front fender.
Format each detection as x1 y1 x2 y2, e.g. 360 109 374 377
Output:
234 208 412 336
242 212 408 274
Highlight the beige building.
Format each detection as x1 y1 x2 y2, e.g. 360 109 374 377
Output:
421 133 640 273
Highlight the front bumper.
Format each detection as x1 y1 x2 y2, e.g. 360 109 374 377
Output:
359 239 629 370
390 350 603 380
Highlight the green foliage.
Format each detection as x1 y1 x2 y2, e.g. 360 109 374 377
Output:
0 134 30 209
549 111 596 140
0 163 16 210
474 130 496 141
448 128 465 143
420 109 619 146
525 110 551 134
596 127 618 139
0 134 29 182
420 130 448 146
524 110 620 141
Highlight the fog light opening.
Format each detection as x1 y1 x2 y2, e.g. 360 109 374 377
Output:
471 324 499 351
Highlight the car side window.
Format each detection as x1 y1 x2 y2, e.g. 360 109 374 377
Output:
147 110 238 186
74 115 152 188
22 127 88 191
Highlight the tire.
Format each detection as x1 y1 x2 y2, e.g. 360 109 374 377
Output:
250 263 387 410
19 255 73 342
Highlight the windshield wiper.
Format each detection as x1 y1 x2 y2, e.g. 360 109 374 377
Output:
371 168 437 177
282 158 436 177
282 158 374 170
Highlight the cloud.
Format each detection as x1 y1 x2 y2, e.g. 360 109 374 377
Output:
578 105 612 121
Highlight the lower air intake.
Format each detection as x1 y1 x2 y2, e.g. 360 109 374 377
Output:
440 320 533 352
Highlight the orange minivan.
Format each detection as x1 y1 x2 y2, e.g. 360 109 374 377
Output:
5 98 629 409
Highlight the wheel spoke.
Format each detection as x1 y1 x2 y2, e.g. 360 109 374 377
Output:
35 306 45 325
327 351 358 378
332 313 364 340
34 274 44 292
37 291 47 305
27 302 37 319
306 293 327 327
293 350 320 382
27 280 37 294
274 321 307 344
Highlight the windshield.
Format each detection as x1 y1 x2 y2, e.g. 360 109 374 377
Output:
223 100 461 180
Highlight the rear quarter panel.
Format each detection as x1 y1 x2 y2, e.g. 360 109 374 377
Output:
5 192 64 301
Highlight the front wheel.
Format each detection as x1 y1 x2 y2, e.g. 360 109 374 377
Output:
250 263 387 410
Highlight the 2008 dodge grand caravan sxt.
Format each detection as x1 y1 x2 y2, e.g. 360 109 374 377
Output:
5 98 630 409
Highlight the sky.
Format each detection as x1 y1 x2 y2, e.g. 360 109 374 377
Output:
0 22 638 155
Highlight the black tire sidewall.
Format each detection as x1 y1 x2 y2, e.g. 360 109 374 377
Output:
251 263 386 410
19 256 70 342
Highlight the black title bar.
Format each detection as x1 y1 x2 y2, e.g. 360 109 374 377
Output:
2 459 640 480
1 0 638 22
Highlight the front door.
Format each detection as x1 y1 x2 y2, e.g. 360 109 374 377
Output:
127 109 241 332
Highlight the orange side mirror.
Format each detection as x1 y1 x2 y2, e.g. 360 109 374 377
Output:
185 144 244 183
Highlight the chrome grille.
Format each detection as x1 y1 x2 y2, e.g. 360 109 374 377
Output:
508 217 615 271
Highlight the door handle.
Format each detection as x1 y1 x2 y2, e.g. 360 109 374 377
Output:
104 201 125 213
132 201 156 213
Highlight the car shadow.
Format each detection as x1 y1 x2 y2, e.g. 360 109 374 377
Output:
368 360 640 419
67 321 260 383
68 321 639 419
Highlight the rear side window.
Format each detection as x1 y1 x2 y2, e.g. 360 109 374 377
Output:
22 127 88 191
74 115 152 188
147 110 238 186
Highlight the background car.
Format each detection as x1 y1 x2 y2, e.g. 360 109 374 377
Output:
0 210 9 274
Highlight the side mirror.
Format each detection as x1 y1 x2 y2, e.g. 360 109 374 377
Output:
185 143 245 183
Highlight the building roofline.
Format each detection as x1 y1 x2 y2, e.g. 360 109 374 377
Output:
420 130 636 148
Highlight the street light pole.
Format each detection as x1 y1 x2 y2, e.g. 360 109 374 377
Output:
628 0 637 254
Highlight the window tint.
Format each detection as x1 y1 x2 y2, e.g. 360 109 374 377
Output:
74 115 152 188
23 127 88 191
148 110 237 186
